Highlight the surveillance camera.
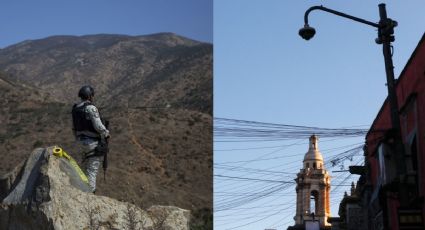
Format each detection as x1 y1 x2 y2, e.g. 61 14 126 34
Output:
299 25 316 40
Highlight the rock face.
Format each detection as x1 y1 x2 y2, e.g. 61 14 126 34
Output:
0 147 190 230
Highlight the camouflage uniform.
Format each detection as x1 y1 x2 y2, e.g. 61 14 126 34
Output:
73 101 109 193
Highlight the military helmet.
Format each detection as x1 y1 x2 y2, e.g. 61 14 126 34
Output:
78 85 95 99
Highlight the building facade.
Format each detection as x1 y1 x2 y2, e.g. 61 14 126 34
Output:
334 33 425 230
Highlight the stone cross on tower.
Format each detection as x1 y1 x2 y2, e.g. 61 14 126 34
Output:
292 135 331 228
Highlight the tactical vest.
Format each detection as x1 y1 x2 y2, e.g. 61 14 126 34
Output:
72 102 98 136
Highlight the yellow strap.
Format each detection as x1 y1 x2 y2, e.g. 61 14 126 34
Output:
52 147 89 184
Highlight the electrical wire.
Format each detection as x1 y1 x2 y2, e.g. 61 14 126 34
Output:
214 118 368 229
214 117 368 142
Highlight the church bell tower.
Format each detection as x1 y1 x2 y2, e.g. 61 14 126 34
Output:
292 135 331 228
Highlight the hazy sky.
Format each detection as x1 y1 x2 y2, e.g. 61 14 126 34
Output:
0 0 212 48
214 1 425 229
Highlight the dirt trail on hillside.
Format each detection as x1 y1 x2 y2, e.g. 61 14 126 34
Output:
126 105 164 171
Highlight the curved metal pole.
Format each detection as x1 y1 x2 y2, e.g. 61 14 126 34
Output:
302 4 408 211
304 5 379 28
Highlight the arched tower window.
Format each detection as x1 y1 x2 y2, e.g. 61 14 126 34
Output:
306 163 309 168
310 190 319 215
313 163 316 169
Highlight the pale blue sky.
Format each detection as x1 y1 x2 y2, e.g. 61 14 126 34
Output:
0 0 212 48
214 1 425 229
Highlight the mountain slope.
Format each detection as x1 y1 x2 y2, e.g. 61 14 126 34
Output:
0 33 212 228
0 33 212 113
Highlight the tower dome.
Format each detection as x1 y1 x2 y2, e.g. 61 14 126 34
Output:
303 135 324 169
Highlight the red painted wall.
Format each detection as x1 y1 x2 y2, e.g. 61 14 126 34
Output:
365 33 425 229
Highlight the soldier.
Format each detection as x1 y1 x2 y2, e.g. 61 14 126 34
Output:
72 85 110 193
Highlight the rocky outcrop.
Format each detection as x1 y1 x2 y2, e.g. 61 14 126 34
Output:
0 147 190 230
0 161 24 202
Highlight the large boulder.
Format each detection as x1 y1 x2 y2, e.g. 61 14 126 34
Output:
0 147 190 230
